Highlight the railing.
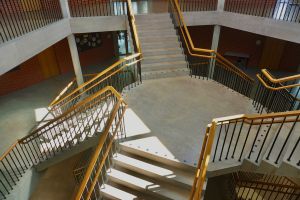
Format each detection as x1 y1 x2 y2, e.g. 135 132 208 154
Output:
0 86 123 199
190 110 300 199
49 53 141 116
74 90 127 200
178 0 218 12
224 0 300 23
49 74 97 108
68 0 127 17
253 69 300 113
230 171 300 199
0 0 63 44
169 0 254 98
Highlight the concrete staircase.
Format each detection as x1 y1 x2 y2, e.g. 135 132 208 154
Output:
135 13 189 80
207 120 300 179
100 144 199 200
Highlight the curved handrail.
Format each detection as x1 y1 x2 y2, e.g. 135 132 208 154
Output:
261 69 300 84
257 74 300 91
170 0 254 82
190 109 300 199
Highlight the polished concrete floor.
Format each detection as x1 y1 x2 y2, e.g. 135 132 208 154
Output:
123 76 255 166
0 73 73 155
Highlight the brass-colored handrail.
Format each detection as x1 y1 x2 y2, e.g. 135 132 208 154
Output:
49 74 97 106
19 86 125 143
170 0 254 82
190 109 300 199
127 0 142 55
49 53 140 107
262 69 300 84
51 58 141 113
74 97 127 200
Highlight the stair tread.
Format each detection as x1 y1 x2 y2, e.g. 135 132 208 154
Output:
120 140 196 171
101 184 142 200
108 168 189 200
113 153 194 188
144 54 185 60
142 60 187 68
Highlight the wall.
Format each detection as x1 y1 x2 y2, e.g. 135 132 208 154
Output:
78 32 115 68
188 26 214 49
279 41 300 72
0 39 73 96
218 27 266 68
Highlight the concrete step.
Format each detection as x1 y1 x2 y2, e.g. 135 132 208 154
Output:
137 23 175 31
120 142 195 172
139 34 179 43
135 13 171 21
142 68 190 80
142 41 181 50
143 54 186 64
143 47 183 57
101 183 150 200
107 168 190 200
138 28 176 38
142 60 187 72
113 152 194 189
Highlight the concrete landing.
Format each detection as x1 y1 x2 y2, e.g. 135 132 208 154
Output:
123 76 256 166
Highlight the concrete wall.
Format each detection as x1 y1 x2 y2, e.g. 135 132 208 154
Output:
0 11 299 76
0 16 127 76
184 11 300 44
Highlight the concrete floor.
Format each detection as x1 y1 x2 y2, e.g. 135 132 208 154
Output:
0 73 73 154
123 76 255 166
29 154 80 200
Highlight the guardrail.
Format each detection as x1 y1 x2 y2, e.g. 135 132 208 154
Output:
224 0 300 23
0 0 63 44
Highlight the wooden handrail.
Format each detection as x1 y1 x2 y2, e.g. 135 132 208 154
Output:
49 53 140 107
19 86 125 143
257 74 300 91
170 0 254 82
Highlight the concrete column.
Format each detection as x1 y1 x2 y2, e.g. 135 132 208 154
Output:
209 25 221 77
217 0 225 12
59 0 84 86
68 35 84 86
59 0 71 18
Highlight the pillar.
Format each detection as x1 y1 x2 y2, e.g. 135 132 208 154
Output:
209 25 221 78
209 0 225 77
59 0 84 86
68 35 84 86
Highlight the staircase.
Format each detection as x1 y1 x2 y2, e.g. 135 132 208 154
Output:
75 143 199 200
135 13 189 79
206 113 300 179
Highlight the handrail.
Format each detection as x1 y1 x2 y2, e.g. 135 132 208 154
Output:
0 86 125 199
254 69 300 113
170 0 254 82
127 0 142 55
50 57 141 115
49 53 140 107
190 109 300 199
49 74 97 106
20 86 124 143
261 69 300 84
74 99 127 200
